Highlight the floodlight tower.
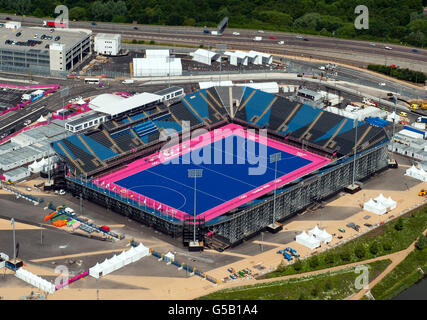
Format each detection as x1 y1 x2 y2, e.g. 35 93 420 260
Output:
270 153 281 224
188 169 203 244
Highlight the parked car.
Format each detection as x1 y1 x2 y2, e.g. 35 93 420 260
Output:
269 35 276 39
399 111 408 117
5 17 11 20
0 23 4 28
384 46 392 50
338 228 346 233
50 28 54 33
16 32 22 37
59 189 66 195
232 32 240 36
54 36 60 41
364 223 373 227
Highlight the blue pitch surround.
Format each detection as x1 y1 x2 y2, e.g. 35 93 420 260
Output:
114 135 312 216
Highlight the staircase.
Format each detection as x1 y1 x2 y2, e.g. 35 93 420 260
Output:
204 234 231 252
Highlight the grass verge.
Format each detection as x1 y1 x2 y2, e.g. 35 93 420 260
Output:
261 205 427 279
370 247 427 300
197 260 391 300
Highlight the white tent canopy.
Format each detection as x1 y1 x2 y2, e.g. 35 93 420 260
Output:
308 226 332 244
374 194 397 210
363 198 387 215
15 268 55 294
89 243 150 279
296 231 320 250
405 165 427 182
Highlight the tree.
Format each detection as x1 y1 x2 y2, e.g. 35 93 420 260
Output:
324 279 332 291
354 244 365 259
69 7 87 21
340 250 351 261
183 18 196 26
112 15 127 23
293 12 322 30
395 218 404 231
293 259 302 271
369 242 380 255
383 240 392 251
325 253 335 265
32 7 44 18
416 234 427 250
309 255 319 269
311 285 319 297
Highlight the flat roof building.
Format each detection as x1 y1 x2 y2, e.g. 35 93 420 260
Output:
133 56 182 77
0 26 92 75
94 33 121 56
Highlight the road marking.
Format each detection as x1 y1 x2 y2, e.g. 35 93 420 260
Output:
0 106 45 131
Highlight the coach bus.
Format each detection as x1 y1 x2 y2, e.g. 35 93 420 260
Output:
84 78 100 84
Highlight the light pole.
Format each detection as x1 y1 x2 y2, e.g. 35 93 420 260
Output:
352 118 358 187
11 218 16 264
270 153 281 225
188 169 203 244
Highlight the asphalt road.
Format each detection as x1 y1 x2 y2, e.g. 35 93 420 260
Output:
1 14 426 69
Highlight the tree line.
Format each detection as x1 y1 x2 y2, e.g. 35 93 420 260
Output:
0 0 426 47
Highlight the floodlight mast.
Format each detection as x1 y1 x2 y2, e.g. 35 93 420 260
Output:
270 153 281 224
188 169 203 243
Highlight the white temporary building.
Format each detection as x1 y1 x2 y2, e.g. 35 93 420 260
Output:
224 51 248 66
164 251 175 262
133 57 182 77
145 49 170 59
249 50 272 64
363 198 387 215
89 262 103 279
405 165 427 182
15 268 56 294
374 194 397 211
190 49 220 66
387 111 401 122
199 81 233 89
235 82 279 94
296 231 321 250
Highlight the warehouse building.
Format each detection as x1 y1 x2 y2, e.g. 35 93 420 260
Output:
0 24 92 75
94 33 121 56
133 56 182 77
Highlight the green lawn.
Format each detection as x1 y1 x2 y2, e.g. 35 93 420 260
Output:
198 260 391 300
371 247 427 300
262 206 427 280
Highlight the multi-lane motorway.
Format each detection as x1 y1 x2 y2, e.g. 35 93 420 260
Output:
1 14 427 70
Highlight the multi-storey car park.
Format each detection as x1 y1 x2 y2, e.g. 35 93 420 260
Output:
0 24 91 75
51 86 389 251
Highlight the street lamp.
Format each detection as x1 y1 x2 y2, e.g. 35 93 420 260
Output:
11 218 16 264
270 153 281 224
188 169 203 244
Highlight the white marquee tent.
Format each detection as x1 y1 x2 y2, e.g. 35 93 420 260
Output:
308 226 332 244
363 198 387 215
15 268 56 294
296 231 321 250
405 165 427 182
374 194 397 211
89 243 150 279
